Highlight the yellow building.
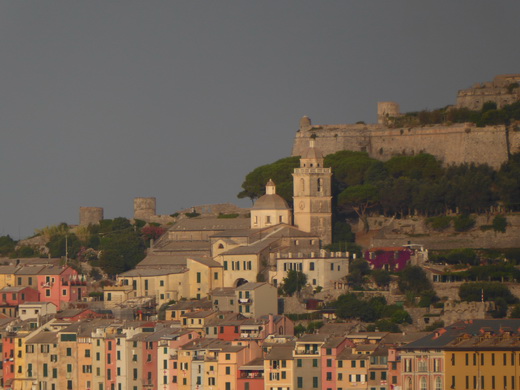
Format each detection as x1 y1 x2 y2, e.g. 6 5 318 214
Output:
444 330 520 390
0 266 18 289
264 343 295 390
116 267 188 305
186 257 223 299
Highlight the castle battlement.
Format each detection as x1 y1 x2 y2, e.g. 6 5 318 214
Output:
292 75 520 168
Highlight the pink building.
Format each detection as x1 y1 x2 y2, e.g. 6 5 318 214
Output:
0 286 39 306
37 266 87 309
321 336 352 390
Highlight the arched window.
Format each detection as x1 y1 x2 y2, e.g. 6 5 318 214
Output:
406 378 413 390
420 377 427 390
218 243 224 249
435 377 442 390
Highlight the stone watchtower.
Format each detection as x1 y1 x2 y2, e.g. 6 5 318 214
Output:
377 101 401 125
79 207 103 226
292 139 332 246
133 197 157 220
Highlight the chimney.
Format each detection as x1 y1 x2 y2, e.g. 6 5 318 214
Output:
268 314 275 335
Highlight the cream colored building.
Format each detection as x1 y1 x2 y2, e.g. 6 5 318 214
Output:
235 282 277 319
116 267 188 305
271 250 350 289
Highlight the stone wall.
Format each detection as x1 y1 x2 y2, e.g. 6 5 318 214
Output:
293 121 520 170
367 214 520 250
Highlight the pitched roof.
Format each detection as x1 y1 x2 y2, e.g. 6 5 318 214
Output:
119 267 187 277
235 282 268 291
170 218 250 231
188 257 222 267
400 320 520 350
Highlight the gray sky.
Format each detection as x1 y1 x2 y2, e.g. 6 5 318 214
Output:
1 1 519 239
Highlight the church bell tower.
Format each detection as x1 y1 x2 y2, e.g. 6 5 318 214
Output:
292 139 332 245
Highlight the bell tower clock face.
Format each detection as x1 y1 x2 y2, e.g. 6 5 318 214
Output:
299 201 305 210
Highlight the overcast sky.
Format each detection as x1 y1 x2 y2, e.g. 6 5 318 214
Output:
1 1 519 239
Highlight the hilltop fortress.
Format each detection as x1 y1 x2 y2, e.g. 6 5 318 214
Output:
292 74 520 168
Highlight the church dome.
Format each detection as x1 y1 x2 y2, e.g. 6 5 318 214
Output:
252 193 290 210
252 180 290 210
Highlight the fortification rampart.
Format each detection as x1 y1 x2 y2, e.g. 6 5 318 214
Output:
292 120 520 169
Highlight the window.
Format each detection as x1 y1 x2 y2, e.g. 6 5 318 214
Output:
297 377 303 389
297 359 302 367
351 360 356 368
46 290 51 297
313 377 319 388
67 364 72 373
196 272 201 283
225 354 231 360
214 272 219 280
85 349 90 357
420 377 427 390
327 359 332 367
62 289 67 296
225 367 230 375
326 372 332 380
310 262 315 271
160 280 164 287
313 359 318 367
66 348 72 356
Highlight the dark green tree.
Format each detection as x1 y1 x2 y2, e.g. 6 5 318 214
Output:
0 235 16 256
280 270 307 296
338 184 379 232
371 269 391 288
99 229 146 277
237 156 300 204
397 266 432 296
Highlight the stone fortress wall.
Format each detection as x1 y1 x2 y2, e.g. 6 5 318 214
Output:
292 75 520 169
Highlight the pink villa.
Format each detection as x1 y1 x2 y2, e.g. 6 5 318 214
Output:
37 265 87 310
364 246 415 271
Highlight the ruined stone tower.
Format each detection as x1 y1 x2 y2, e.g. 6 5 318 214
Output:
292 139 332 246
134 197 157 220
79 207 104 226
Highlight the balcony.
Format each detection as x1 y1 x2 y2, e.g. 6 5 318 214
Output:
294 349 319 356
142 380 154 387
238 298 252 304
239 371 264 379
240 332 261 339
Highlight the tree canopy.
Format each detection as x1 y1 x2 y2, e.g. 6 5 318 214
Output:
237 156 299 204
280 269 307 296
